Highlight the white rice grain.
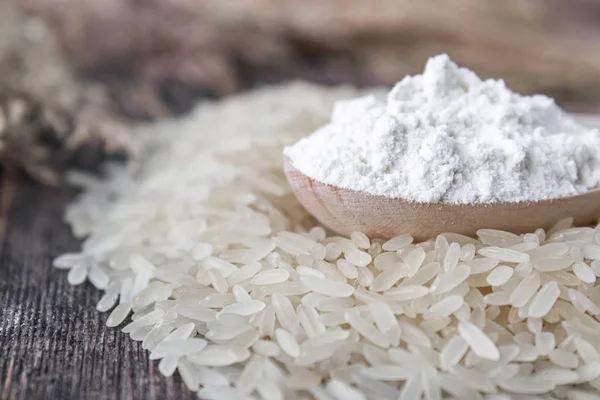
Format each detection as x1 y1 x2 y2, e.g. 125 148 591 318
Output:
344 248 372 268
510 272 541 307
242 240 276 264
478 247 530 263
430 264 471 295
154 338 207 356
535 331 556 356
336 259 358 279
477 229 521 247
275 328 301 357
424 296 464 319
486 266 514 286
361 365 413 381
351 232 370 249
252 340 280 357
440 336 469 370
345 311 390 349
326 379 366 400
300 276 354 297
443 243 461 272
573 262 596 283
219 300 266 316
528 281 560 318
187 345 249 366
382 235 413 251
549 348 579 369
250 269 290 285
383 285 429 301
457 321 499 361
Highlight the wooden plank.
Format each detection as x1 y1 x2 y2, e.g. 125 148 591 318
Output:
0 169 196 400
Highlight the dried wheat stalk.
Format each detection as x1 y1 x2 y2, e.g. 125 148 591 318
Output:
0 1 139 185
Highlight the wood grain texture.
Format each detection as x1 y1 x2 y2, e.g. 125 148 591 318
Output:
284 158 600 241
0 169 196 400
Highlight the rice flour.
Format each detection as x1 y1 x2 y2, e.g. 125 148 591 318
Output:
285 54 600 204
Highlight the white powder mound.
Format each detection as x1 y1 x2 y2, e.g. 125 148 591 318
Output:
285 54 600 204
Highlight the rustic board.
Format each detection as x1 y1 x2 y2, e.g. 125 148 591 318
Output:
0 168 196 400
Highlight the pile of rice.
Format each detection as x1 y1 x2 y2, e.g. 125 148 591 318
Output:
55 83 600 400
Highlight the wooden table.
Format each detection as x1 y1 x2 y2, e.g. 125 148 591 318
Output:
0 169 196 400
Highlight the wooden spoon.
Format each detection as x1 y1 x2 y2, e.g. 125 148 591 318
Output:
283 158 600 241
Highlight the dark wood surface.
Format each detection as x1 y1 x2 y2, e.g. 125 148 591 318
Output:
0 168 196 400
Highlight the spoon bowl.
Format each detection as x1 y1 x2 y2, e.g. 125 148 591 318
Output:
284 158 600 241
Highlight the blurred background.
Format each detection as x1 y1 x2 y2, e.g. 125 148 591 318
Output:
2 0 600 182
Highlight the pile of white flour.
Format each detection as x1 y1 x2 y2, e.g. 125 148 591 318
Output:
285 54 600 204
